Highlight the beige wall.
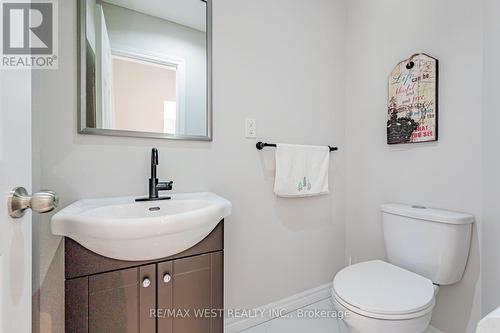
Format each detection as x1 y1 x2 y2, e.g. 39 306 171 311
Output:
32 0 347 331
344 0 483 332
112 58 177 133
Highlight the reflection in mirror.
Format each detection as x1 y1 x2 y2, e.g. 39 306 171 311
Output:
80 0 211 140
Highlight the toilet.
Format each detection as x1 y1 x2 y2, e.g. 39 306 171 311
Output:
333 204 475 333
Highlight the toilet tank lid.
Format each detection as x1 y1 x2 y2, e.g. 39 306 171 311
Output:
381 204 475 225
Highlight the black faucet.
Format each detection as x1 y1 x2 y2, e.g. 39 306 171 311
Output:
136 148 173 202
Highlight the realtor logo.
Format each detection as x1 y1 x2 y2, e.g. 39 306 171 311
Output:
1 0 58 69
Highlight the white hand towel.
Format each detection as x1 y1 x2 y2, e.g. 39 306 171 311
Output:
274 144 330 197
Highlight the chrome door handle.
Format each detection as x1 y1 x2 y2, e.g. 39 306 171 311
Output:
8 187 59 218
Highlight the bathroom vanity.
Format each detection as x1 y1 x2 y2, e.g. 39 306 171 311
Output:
64 222 224 333
52 191 231 333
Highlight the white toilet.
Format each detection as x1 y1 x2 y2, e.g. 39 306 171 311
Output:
333 203 475 333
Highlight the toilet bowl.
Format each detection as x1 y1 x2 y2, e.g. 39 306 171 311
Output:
333 260 435 333
333 204 474 333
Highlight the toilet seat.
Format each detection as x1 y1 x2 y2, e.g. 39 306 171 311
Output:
333 292 434 320
333 260 435 320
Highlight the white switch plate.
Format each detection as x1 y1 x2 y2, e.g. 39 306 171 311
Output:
245 118 257 138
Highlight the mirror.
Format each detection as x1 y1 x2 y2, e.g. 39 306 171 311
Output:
78 0 212 140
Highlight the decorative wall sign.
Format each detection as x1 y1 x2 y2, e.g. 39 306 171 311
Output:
387 53 438 144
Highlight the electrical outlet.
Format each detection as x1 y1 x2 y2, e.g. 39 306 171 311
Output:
245 118 257 138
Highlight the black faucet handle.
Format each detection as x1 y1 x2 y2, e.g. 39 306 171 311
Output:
151 148 159 165
157 181 173 191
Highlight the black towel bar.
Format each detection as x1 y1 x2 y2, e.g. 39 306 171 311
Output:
256 142 338 152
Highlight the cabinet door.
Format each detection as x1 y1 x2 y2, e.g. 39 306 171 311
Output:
88 264 156 333
157 252 223 333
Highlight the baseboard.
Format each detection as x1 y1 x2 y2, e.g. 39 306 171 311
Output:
224 282 333 333
426 325 444 333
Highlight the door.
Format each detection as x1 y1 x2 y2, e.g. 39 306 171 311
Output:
88 264 156 333
0 68 32 331
157 252 223 333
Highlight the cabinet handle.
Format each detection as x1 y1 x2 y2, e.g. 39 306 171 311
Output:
163 273 172 284
142 277 151 288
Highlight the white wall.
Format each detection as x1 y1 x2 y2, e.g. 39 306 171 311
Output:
344 0 483 332
102 3 207 136
482 0 500 317
33 1 491 332
31 0 346 331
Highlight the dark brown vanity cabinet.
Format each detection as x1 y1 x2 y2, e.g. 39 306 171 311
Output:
65 222 224 333
88 264 157 332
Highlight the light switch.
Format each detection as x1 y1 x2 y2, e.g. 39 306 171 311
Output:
245 118 257 138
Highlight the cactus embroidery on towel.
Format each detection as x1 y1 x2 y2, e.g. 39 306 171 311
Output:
297 177 312 192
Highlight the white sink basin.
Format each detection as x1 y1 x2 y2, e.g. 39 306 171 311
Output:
51 192 231 261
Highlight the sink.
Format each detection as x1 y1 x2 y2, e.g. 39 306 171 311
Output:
51 192 232 261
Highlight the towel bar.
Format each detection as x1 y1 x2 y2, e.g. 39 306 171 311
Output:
256 142 338 152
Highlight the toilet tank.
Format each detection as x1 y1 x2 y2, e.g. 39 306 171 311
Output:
381 203 474 285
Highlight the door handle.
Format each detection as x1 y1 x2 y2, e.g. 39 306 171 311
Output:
8 187 59 218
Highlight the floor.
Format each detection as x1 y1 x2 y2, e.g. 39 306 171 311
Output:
241 298 437 333
242 298 343 333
